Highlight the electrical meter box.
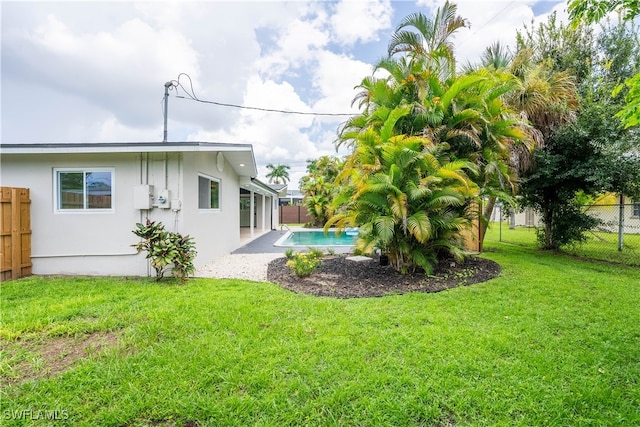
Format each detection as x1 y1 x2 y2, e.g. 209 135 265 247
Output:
133 185 154 209
157 189 170 209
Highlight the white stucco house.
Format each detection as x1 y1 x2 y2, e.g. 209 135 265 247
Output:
0 141 279 277
511 199 640 233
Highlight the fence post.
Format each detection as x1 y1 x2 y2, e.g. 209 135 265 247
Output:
11 188 22 279
618 194 624 251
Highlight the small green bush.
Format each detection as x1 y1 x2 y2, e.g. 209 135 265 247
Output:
284 248 295 259
286 251 323 278
132 219 197 283
308 247 324 258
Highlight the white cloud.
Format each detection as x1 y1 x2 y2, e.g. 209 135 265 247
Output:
452 1 536 66
330 0 393 45
310 50 370 125
189 76 319 163
1 0 571 187
6 11 199 132
258 16 330 77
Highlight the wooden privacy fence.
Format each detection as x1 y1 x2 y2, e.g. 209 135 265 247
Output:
279 205 314 225
60 192 111 209
1 187 32 281
460 201 483 253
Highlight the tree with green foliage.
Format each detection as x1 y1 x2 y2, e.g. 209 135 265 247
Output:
328 106 478 274
516 13 640 249
265 163 291 185
519 103 632 250
517 12 596 87
568 0 638 24
569 0 640 128
300 156 344 226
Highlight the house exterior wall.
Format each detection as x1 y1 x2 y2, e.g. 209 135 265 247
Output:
0 153 147 275
181 152 241 264
0 150 245 276
513 207 541 227
511 201 640 234
584 200 640 234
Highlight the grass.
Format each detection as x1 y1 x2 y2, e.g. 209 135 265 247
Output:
486 222 640 266
1 241 639 426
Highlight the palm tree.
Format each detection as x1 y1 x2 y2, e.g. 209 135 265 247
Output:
506 49 578 145
328 107 479 274
336 5 539 249
265 163 290 185
466 43 579 238
300 156 344 226
338 64 531 241
387 1 469 79
479 41 513 70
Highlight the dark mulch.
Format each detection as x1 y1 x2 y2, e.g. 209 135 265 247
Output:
267 255 501 298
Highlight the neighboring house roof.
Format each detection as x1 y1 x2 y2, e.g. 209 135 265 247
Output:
267 183 288 197
282 189 304 199
0 141 258 177
268 184 287 191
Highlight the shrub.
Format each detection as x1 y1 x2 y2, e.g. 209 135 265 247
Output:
132 219 197 283
168 232 197 281
286 251 323 278
284 248 295 259
308 247 324 258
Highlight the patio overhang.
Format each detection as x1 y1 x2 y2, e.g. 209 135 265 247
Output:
239 177 279 197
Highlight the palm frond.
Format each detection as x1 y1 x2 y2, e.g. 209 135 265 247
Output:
407 211 432 243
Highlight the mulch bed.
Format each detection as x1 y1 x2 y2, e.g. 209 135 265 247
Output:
267 255 501 298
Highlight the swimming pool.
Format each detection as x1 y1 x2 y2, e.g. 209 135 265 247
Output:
274 229 357 252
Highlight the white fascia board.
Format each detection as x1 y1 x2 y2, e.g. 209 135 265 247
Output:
0 141 259 177
0 142 253 155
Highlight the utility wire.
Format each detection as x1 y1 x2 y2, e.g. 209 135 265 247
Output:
168 72 355 117
471 0 517 35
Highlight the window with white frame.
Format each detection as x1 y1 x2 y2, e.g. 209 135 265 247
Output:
633 202 640 218
198 174 220 209
55 169 113 211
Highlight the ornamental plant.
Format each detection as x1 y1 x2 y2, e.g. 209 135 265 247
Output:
132 219 197 283
286 251 323 278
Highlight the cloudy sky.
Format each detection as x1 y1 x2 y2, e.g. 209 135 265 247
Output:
1 0 567 186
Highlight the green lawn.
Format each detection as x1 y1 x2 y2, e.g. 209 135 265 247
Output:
1 240 639 426
485 222 640 266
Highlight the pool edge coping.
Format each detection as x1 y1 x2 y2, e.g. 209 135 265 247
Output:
273 227 357 249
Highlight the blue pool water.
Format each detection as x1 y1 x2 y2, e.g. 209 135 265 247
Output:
277 230 357 247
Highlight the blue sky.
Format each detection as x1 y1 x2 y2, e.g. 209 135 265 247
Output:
1 0 566 186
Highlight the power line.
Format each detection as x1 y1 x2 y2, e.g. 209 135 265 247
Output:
471 0 517 35
174 95 355 116
454 0 517 66
168 73 356 117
